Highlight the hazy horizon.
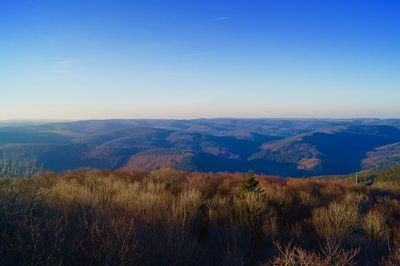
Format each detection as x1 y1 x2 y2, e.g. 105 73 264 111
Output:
1 0 399 120
1 117 400 125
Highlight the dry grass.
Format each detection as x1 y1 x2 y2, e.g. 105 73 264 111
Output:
0 168 399 265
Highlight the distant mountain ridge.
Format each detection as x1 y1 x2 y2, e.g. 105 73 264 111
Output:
363 142 400 171
1 119 400 177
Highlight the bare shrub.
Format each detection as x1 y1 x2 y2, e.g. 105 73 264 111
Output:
312 201 359 239
319 239 360 266
171 189 205 227
297 188 320 207
232 192 265 234
80 211 140 265
0 168 399 264
207 194 230 224
383 251 400 266
0 154 42 179
362 208 389 242
268 240 359 266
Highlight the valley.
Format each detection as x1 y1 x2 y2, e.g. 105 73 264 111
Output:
1 119 400 177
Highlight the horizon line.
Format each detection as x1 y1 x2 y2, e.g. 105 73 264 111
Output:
1 117 400 123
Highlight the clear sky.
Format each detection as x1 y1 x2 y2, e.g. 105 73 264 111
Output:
1 0 399 120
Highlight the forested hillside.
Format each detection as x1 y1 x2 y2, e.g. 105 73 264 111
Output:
1 119 400 176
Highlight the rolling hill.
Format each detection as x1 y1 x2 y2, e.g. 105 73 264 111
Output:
1 119 400 176
362 142 400 171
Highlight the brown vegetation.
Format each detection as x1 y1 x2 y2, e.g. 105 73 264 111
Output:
0 167 399 265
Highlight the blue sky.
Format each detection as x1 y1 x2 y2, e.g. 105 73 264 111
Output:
1 0 399 120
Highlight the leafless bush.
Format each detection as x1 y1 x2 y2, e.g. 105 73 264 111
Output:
0 169 398 264
312 201 359 239
0 154 42 179
362 207 389 242
268 240 359 266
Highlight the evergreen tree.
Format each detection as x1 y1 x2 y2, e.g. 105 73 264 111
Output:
241 171 260 193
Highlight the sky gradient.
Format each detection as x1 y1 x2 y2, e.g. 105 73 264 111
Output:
1 0 399 120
